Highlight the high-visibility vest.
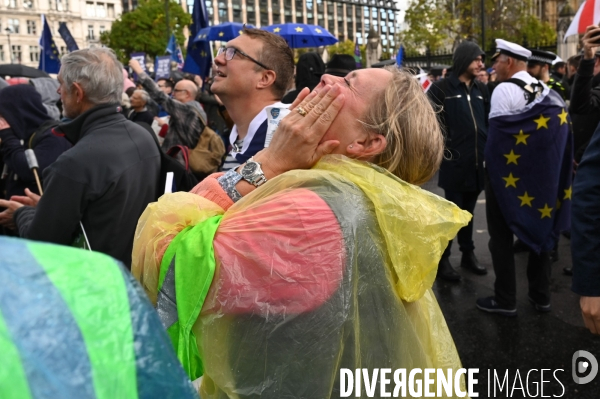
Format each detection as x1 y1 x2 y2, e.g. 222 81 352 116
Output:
0 236 197 399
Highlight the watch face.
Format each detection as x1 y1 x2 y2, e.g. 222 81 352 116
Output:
242 162 258 177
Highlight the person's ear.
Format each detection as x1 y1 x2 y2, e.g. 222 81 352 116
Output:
256 70 277 90
347 133 387 159
72 82 85 104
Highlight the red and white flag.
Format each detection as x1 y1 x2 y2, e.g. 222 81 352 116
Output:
564 0 600 40
415 68 432 93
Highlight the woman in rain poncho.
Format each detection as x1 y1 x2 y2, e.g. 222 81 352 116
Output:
133 67 473 398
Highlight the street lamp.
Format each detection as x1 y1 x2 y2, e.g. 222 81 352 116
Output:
4 27 13 63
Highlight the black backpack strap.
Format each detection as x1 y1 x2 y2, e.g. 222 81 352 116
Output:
505 78 544 105
27 120 60 149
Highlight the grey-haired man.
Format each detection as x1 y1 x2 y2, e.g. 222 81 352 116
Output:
0 47 160 267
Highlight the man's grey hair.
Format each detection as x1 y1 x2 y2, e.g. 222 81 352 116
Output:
60 47 123 104
133 89 150 104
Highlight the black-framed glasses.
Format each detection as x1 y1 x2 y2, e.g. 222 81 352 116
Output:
217 46 271 70
173 89 187 93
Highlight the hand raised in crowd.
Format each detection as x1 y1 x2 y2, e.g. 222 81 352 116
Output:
253 84 344 178
128 59 144 75
154 116 168 127
0 199 24 230
581 25 600 59
581 296 600 335
10 188 41 207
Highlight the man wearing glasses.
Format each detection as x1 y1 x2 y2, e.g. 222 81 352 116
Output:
210 28 294 171
156 78 174 117
129 59 207 151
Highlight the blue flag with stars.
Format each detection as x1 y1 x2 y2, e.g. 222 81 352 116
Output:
485 90 573 253
38 15 61 74
182 0 212 80
58 22 79 52
166 33 184 70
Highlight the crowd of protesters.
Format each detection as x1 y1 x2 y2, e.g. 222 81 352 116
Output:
0 23 600 397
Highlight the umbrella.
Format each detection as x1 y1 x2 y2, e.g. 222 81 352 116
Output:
371 59 397 68
194 22 255 43
262 23 338 48
0 64 51 79
564 0 600 40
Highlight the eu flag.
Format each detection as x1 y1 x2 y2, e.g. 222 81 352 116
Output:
38 15 61 74
182 0 212 80
396 45 404 67
166 33 184 70
58 22 79 52
485 90 573 252
354 41 362 69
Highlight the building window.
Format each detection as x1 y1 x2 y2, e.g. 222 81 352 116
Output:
7 0 16 8
97 3 106 17
107 3 115 17
247 4 256 25
27 20 37 35
218 1 227 19
99 25 106 34
8 19 19 34
56 0 66 11
205 0 213 17
23 0 33 8
0 45 4 62
86 2 95 16
260 0 268 26
30 46 40 62
284 6 292 23
88 25 95 40
12 45 22 63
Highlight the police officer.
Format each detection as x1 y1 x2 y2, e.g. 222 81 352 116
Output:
527 49 567 101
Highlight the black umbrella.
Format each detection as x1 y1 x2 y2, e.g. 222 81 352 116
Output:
0 64 51 79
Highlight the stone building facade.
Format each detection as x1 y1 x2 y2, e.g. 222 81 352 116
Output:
1 0 122 67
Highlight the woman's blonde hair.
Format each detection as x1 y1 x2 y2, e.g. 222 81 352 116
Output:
363 67 443 186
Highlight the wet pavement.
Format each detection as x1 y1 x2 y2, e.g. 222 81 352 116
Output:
423 177 600 398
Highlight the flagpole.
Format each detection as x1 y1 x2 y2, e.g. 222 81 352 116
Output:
42 15 45 72
165 0 170 47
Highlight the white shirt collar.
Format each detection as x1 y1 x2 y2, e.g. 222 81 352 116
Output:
229 101 286 154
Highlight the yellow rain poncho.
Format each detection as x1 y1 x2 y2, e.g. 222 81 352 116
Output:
132 155 472 398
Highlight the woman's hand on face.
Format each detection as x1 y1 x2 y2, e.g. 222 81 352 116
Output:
254 84 344 178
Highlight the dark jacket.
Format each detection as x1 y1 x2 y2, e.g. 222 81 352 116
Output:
569 59 600 161
282 52 325 104
571 122 600 296
428 41 490 192
127 108 155 126
14 103 160 267
0 85 71 199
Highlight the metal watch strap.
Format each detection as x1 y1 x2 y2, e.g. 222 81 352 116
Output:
217 168 243 202
242 157 268 188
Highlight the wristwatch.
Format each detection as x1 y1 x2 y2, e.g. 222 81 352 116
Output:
238 157 268 187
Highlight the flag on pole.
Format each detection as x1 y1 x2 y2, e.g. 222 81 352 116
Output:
182 0 212 80
396 45 404 67
58 22 79 52
38 15 61 74
416 68 431 93
354 41 362 69
166 33 184 70
564 0 600 40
